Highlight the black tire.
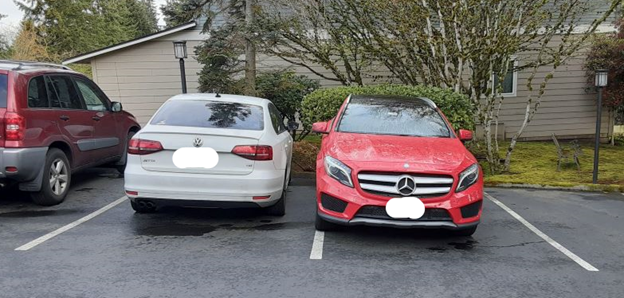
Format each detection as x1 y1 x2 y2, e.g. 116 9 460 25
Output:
116 131 136 175
130 200 156 214
315 211 337 231
31 148 71 206
265 195 286 216
452 225 478 237
265 170 288 216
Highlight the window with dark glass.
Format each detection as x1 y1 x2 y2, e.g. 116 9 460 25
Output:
75 78 108 111
47 76 83 109
493 61 516 94
150 100 264 130
0 74 7 108
27 76 50 108
268 103 286 134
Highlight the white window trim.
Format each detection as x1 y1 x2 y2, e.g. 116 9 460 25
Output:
491 58 518 98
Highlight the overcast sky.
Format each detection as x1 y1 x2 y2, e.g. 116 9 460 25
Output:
1 0 169 35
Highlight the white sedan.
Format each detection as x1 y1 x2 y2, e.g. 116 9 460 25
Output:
124 94 294 216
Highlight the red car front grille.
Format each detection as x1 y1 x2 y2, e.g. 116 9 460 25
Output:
357 172 454 198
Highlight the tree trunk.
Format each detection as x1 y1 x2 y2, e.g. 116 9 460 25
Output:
244 0 256 96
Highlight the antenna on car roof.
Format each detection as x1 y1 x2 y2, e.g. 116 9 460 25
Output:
215 92 221 98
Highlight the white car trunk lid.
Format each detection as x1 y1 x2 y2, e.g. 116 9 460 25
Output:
139 126 263 175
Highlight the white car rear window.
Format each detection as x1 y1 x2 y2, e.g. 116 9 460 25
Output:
150 100 264 131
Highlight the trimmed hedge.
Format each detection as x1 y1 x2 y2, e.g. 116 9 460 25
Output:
301 84 475 131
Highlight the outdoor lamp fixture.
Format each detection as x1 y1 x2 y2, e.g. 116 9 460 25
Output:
173 41 188 93
592 69 608 184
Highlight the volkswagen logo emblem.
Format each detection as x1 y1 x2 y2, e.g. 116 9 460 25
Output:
396 175 416 196
192 138 203 148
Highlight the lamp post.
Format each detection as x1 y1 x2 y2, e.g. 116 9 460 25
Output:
173 41 188 94
592 69 608 184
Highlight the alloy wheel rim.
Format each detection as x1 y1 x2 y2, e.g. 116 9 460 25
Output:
49 159 68 196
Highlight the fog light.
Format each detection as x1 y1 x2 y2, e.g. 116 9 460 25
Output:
5 167 18 173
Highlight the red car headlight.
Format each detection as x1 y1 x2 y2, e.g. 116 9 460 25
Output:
324 156 354 188
456 163 479 192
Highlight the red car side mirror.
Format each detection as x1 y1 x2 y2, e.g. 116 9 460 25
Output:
312 121 330 134
458 129 473 142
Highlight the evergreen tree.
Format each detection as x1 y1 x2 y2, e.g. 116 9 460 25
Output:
128 0 160 35
16 0 159 59
160 0 257 95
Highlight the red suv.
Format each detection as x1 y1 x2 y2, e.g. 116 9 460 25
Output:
312 95 483 236
0 60 140 205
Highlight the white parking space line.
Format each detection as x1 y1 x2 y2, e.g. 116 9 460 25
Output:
15 196 127 251
309 231 325 260
485 193 599 272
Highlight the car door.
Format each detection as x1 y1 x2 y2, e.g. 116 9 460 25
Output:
46 75 96 167
72 76 120 162
268 103 293 175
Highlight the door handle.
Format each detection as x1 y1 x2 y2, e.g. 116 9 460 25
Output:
92 116 101 121
60 115 70 121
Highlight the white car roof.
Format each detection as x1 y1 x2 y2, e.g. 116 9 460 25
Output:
167 93 270 106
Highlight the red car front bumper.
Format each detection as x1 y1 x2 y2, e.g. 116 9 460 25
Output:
316 166 483 230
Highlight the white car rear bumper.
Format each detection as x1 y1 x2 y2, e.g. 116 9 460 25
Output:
124 162 284 207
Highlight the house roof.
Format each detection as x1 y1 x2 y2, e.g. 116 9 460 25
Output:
62 21 198 65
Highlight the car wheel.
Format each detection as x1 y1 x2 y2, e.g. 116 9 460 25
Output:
452 225 478 237
315 210 337 231
130 200 157 214
265 170 288 216
31 148 71 206
265 193 286 216
116 131 136 175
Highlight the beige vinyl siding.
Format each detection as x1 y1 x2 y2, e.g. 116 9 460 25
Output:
498 53 612 141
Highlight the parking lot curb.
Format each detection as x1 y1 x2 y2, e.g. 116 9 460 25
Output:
486 182 624 193
292 172 316 179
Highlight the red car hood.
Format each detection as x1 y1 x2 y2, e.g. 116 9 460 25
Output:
325 133 475 172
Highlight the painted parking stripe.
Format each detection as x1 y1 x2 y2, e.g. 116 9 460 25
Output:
15 196 127 251
485 193 599 272
309 231 325 260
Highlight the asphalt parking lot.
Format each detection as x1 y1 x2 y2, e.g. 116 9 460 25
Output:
1 168 623 298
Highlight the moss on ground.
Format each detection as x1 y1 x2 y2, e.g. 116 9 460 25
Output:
482 141 624 191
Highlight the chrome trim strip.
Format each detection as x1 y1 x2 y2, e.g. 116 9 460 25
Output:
357 173 453 184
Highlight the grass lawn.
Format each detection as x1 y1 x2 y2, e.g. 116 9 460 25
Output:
482 141 624 191
297 135 624 191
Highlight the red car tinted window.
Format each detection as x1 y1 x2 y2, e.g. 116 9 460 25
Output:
47 76 82 109
0 74 7 108
28 76 50 108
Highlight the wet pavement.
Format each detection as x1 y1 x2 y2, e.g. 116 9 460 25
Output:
0 168 623 298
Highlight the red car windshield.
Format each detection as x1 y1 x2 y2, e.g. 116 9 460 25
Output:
336 96 451 138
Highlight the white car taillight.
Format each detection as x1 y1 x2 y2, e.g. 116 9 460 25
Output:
231 145 273 161
128 138 164 155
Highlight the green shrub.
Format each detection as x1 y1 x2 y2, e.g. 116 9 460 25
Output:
255 70 320 125
301 84 475 131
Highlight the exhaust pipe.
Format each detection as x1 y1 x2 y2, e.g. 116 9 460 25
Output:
137 199 157 210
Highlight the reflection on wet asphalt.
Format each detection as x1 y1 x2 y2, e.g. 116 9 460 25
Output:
130 207 310 237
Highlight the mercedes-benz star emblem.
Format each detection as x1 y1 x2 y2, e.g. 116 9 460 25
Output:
396 176 416 196
192 137 203 148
